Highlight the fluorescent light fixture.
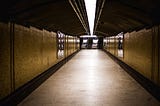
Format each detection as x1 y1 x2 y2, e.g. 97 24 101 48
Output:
84 0 97 36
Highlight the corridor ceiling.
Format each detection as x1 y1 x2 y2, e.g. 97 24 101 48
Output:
94 0 160 36
0 0 160 36
0 0 89 36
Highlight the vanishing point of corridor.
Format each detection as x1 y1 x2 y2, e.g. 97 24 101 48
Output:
18 50 160 106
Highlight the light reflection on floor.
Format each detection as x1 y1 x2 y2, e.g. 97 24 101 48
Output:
18 50 160 106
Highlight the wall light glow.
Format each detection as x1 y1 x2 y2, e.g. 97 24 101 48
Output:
84 0 97 36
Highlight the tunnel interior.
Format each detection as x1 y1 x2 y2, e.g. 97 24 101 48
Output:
0 0 160 105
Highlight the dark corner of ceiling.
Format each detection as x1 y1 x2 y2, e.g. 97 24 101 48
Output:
0 0 90 36
94 0 160 37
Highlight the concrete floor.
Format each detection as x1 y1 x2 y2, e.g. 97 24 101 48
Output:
18 50 160 106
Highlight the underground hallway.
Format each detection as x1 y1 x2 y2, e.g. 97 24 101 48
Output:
18 50 160 106
0 0 160 105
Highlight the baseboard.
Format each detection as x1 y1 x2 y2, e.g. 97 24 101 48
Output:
103 50 160 101
0 50 79 106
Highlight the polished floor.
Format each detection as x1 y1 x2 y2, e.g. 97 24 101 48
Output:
18 50 160 106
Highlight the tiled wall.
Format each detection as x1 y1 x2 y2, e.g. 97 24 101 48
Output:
104 26 160 86
0 22 80 99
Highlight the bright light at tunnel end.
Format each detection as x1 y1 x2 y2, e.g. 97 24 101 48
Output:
84 0 97 36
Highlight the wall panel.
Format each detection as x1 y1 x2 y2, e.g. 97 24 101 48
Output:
42 30 57 71
109 37 116 55
0 22 78 100
0 22 11 99
65 35 68 57
123 29 152 79
14 25 58 89
152 26 160 85
14 25 43 89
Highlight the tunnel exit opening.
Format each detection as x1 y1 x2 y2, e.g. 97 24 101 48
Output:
80 35 103 49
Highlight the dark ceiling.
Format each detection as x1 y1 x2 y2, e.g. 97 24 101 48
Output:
0 0 160 37
94 0 160 36
0 0 89 36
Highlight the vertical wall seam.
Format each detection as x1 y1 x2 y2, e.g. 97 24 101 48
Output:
10 22 15 92
42 29 44 67
9 22 12 93
151 27 154 80
158 25 160 84
12 23 15 91
10 22 13 92
56 32 58 59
